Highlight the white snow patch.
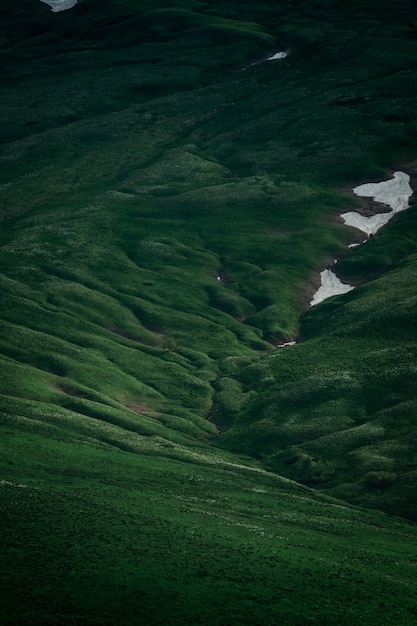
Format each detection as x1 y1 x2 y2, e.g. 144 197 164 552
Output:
240 51 287 71
353 171 412 211
267 52 287 60
40 0 77 12
310 269 354 307
341 210 395 236
310 172 413 308
277 341 296 348
341 171 413 236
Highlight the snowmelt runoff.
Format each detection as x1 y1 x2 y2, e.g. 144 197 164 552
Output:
310 171 414 307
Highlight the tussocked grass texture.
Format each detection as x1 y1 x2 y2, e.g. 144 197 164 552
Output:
2 0 417 623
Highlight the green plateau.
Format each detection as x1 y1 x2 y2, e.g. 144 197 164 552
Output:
1 0 417 623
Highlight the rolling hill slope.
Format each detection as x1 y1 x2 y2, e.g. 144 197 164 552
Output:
1 0 417 623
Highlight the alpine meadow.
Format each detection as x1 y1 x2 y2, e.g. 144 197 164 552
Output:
2 1 417 624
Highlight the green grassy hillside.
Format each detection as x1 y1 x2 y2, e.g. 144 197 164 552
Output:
214 211 417 520
1 0 417 623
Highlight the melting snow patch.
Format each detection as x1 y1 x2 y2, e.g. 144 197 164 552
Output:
311 172 412 308
240 50 287 71
40 0 77 12
342 210 395 236
341 171 413 236
353 171 412 212
267 52 287 60
277 341 296 348
310 269 354 307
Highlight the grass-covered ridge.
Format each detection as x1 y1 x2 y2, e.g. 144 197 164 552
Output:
1 0 417 623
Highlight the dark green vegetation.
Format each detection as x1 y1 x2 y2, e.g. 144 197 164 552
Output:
1 0 417 623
